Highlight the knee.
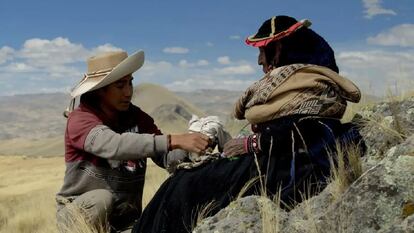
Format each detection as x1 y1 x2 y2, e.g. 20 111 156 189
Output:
80 189 114 226
88 189 114 213
57 189 115 231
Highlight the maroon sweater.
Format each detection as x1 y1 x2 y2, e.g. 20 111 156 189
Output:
57 103 170 216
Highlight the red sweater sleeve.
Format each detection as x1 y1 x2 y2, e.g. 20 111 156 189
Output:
66 108 103 150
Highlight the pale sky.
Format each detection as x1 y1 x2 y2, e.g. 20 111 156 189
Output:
0 0 413 96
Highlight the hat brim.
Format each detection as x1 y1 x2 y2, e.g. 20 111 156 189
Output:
70 50 145 97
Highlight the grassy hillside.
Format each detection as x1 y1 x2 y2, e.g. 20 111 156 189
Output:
0 156 167 233
175 89 242 119
0 93 68 140
0 136 63 157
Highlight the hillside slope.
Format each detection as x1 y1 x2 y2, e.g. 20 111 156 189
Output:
133 83 205 134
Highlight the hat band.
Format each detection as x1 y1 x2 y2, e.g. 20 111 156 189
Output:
84 67 113 79
246 19 312 47
70 67 113 95
77 67 113 85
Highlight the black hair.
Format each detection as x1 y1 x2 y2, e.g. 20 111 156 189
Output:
80 89 101 110
264 27 339 73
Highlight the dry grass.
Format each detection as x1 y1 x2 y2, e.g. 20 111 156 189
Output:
0 156 63 233
0 156 168 233
0 136 64 157
343 91 413 142
259 190 282 233
327 141 364 201
256 141 364 233
190 200 218 232
56 203 109 233
341 94 379 122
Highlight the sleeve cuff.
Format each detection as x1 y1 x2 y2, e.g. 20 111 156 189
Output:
154 135 169 155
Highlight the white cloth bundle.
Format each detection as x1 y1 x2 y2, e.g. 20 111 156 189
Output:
187 115 232 161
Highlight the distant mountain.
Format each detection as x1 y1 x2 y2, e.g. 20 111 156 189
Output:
150 104 193 134
133 83 205 114
175 89 243 120
0 93 69 140
132 83 206 133
0 84 208 156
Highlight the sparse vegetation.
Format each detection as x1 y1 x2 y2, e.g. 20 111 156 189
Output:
259 190 282 233
328 142 364 201
190 200 218 232
56 203 109 233
0 156 167 233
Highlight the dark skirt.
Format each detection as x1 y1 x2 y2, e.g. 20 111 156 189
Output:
132 115 365 233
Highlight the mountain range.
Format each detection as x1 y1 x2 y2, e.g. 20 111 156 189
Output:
0 83 244 156
0 83 381 157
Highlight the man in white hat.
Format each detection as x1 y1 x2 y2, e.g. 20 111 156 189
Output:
56 50 209 232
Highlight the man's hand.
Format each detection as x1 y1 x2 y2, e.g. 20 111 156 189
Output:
170 132 210 154
223 134 260 157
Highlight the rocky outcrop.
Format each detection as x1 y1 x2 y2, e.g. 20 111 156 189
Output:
309 135 414 233
194 97 414 233
357 96 414 167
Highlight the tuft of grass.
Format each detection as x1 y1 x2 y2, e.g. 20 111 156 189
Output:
328 142 364 200
341 93 379 123
57 204 109 233
300 194 320 233
190 200 219 232
236 176 260 199
259 190 282 233
385 93 409 139
356 91 413 144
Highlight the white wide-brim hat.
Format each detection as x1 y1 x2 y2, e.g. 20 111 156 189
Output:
70 50 145 98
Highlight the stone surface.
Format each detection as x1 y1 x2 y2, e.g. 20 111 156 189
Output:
193 196 288 233
313 135 414 233
357 96 414 168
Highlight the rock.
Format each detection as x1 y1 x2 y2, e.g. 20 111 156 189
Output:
313 135 414 232
193 196 288 233
283 182 337 232
378 214 414 233
356 97 414 168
